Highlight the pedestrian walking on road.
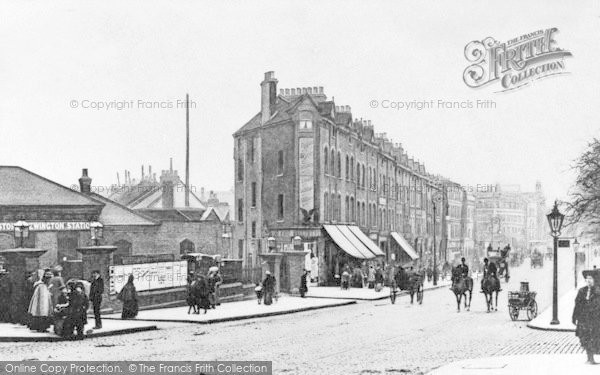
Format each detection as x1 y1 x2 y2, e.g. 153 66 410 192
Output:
572 270 600 364
262 271 276 305
367 265 375 289
374 266 384 292
117 274 138 319
89 270 104 329
300 270 308 297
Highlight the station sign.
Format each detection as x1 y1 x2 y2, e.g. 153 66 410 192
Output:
0 221 91 232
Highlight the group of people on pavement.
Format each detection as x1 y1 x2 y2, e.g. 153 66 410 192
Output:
186 266 223 314
21 266 139 339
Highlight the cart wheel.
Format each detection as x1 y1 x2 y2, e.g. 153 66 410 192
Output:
417 285 424 304
527 300 538 321
509 305 519 321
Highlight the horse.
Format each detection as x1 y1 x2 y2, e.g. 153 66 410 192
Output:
405 270 424 304
451 267 473 312
481 273 501 312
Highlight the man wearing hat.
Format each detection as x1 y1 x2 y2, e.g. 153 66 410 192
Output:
89 270 104 329
572 269 600 364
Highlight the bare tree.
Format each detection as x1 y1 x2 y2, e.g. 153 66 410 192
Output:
567 138 600 229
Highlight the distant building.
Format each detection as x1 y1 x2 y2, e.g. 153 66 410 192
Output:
474 182 546 251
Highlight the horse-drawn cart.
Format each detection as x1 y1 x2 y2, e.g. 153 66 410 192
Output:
530 251 544 268
487 246 510 282
392 268 424 304
508 282 538 321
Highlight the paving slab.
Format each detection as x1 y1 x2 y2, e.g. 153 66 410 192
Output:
427 354 599 375
103 296 356 324
528 289 576 331
0 319 157 342
306 279 452 300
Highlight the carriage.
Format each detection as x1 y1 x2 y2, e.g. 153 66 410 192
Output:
487 246 510 282
508 282 538 321
390 269 424 304
530 251 544 268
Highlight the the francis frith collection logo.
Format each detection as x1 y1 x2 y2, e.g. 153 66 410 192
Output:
463 28 572 92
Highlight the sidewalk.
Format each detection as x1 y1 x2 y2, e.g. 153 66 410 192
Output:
102 295 356 324
306 279 452 300
0 319 157 342
528 289 576 331
427 354 598 375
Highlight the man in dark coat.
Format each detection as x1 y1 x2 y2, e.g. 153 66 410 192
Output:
456 257 469 278
262 271 276 305
572 270 600 364
299 270 308 297
89 270 104 329
68 282 88 340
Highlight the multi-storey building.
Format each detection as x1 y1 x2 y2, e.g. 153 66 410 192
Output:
233 72 471 284
474 182 546 251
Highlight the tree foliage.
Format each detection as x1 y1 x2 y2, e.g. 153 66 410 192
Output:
567 138 600 227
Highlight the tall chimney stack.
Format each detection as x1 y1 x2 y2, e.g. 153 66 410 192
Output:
79 169 92 194
141 165 145 180
260 71 278 125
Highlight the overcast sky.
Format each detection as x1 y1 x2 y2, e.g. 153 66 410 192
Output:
1 0 598 203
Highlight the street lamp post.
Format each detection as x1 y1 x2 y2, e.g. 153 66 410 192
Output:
573 237 580 289
432 192 443 286
13 220 30 248
90 221 103 246
546 201 565 325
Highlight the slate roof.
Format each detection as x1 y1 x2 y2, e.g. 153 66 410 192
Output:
0 166 103 207
87 193 157 226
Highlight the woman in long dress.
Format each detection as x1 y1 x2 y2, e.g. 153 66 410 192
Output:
28 270 53 332
572 270 600 364
262 271 275 305
117 274 138 319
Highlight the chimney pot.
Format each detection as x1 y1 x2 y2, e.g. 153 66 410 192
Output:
319 87 324 93
313 86 318 93
307 87 312 94
285 88 290 95
79 168 92 194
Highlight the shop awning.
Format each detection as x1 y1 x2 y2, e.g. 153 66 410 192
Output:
323 225 383 259
347 225 386 257
391 232 419 260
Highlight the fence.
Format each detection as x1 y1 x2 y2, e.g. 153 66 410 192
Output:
242 266 262 284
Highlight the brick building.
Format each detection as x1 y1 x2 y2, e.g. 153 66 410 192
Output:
233 72 471 284
0 166 231 269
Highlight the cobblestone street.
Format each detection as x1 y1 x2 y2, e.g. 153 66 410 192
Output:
0 255 583 374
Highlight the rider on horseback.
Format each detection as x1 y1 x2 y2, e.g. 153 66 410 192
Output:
481 258 502 291
451 257 469 288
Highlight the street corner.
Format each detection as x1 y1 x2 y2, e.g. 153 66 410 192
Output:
0 320 157 342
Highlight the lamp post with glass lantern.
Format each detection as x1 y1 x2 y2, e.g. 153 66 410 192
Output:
547 201 564 325
432 191 443 286
13 220 30 248
267 237 276 253
293 236 302 251
90 221 103 246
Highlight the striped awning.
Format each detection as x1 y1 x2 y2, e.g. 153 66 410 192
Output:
391 232 419 260
323 225 384 259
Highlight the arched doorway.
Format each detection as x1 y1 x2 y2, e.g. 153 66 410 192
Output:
180 239 195 255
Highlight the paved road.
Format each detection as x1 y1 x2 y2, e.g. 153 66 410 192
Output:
0 253 585 375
